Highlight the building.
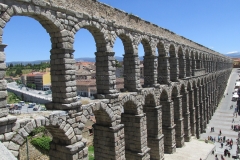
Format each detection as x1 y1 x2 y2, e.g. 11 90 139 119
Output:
76 79 96 97
75 62 96 80
232 58 240 68
26 72 51 90
76 78 144 97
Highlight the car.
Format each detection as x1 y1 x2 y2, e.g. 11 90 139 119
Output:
28 103 34 108
18 101 25 106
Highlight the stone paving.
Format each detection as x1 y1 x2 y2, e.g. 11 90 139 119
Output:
164 137 215 160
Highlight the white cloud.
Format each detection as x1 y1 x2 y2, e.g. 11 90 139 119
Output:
226 51 239 54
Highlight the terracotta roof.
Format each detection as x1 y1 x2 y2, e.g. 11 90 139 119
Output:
76 61 95 66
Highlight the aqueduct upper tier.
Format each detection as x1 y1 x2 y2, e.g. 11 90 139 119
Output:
0 0 233 160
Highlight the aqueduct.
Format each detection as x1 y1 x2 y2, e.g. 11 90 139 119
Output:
0 0 233 159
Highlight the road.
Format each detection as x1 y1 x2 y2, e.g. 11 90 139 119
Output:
7 82 52 101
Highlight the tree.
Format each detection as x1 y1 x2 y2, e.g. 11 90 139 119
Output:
15 68 22 76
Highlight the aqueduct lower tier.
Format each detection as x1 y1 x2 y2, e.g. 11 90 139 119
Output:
0 70 231 160
0 0 233 159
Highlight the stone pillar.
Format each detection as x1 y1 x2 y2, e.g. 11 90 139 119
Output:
169 57 179 82
144 105 164 160
208 60 211 73
0 44 8 118
194 87 200 139
196 59 201 69
173 96 185 147
49 140 88 160
158 56 171 84
206 96 210 123
123 54 142 92
189 89 196 136
198 86 204 133
93 124 125 160
186 57 192 77
45 48 79 110
162 100 176 153
202 98 207 132
143 55 158 87
182 91 191 142
121 113 150 159
178 56 186 79
210 60 213 72
191 58 196 76
204 60 208 73
95 52 118 98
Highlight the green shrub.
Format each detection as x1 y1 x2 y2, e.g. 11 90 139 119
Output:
30 136 51 151
88 145 94 160
30 126 46 136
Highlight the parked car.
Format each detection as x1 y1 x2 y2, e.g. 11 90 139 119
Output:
18 101 25 106
28 103 34 108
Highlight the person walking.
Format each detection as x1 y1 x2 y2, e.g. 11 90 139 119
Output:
233 118 235 123
219 129 222 135
221 155 225 160
221 142 223 148
215 155 219 160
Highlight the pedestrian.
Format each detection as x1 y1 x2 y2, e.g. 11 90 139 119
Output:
219 129 222 135
233 118 235 123
227 152 230 158
223 136 225 143
231 124 233 130
221 155 225 160
215 154 219 160
221 142 223 148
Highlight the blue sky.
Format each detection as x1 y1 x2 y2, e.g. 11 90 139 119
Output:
3 0 240 62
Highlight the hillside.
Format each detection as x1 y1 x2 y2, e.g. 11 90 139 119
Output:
224 52 240 58
6 56 145 65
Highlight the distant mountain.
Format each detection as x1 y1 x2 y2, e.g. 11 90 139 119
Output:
224 52 240 58
6 56 144 66
6 60 50 66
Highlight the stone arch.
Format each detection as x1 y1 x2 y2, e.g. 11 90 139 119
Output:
73 20 118 96
143 93 164 159
191 50 196 72
90 103 126 160
140 36 158 87
157 41 170 84
180 83 191 142
121 97 150 159
5 114 85 159
0 4 78 108
160 88 176 153
116 30 134 54
115 30 141 92
187 80 196 136
171 84 184 148
178 46 186 79
139 36 153 56
141 89 158 106
185 48 191 77
195 51 201 69
169 44 179 82
73 20 109 52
